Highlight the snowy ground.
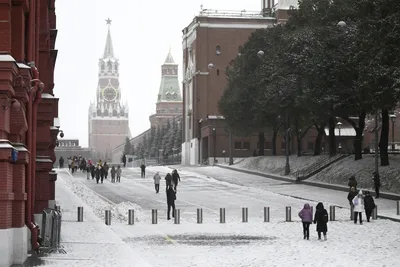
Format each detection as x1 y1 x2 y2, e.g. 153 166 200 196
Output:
226 155 400 194
45 166 400 266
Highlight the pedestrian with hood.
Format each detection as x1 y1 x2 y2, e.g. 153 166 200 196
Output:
298 203 313 240
110 166 116 183
140 163 146 178
103 162 109 179
313 202 328 241
166 185 176 220
372 172 381 198
116 165 122 183
348 175 358 191
165 173 173 188
352 190 364 224
172 169 181 192
153 172 161 193
347 186 358 219
364 191 376 222
95 165 101 184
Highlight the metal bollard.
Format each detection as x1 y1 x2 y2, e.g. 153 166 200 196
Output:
285 206 291 222
197 208 203 224
174 209 180 224
264 207 270 222
77 207 83 222
397 201 400 216
105 210 111 225
329 206 336 221
128 209 135 225
242 207 248 223
372 205 378 220
311 206 314 221
350 206 354 220
220 208 226 223
55 205 60 211
152 209 158 224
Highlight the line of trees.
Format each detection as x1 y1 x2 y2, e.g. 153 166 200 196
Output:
218 0 400 166
122 118 182 160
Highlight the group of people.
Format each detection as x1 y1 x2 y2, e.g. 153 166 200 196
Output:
87 160 123 184
59 155 88 173
298 173 380 240
153 169 181 220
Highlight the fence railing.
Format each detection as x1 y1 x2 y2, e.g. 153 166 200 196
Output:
41 208 66 254
295 154 347 180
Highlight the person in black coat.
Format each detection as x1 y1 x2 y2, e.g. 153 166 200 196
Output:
95 166 101 184
364 191 376 222
313 202 328 241
347 187 358 219
172 169 181 192
140 163 146 178
166 185 176 220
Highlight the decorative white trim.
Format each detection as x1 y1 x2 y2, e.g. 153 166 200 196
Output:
198 22 272 29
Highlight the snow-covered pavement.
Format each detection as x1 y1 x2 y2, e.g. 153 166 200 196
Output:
50 166 400 267
40 170 152 267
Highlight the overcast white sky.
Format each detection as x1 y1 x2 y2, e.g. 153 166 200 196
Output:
54 0 262 147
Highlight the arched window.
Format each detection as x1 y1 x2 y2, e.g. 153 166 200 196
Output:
103 109 109 117
113 109 118 116
97 109 101 116
120 109 125 116
216 45 221 55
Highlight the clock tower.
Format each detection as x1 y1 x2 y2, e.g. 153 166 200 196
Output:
88 18 131 161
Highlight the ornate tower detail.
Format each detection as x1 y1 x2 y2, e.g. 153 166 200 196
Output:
89 18 131 161
150 49 183 127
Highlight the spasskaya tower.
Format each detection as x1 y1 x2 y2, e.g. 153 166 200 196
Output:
88 18 131 161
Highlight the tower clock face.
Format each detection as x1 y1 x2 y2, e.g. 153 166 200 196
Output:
103 87 117 101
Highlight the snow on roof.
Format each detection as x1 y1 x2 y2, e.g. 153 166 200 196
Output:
41 93 57 99
0 143 14 149
17 63 30 69
36 158 53 163
277 0 299 10
324 127 359 137
0 54 16 62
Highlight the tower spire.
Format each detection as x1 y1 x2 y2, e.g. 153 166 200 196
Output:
103 18 114 58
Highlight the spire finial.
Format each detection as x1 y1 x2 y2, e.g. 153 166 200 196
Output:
169 46 171 54
105 17 112 26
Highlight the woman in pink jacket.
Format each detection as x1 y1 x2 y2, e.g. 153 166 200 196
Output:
298 203 313 240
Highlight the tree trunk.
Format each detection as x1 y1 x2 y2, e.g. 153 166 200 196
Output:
313 123 326 156
328 117 336 157
272 130 278 156
379 108 390 166
258 132 265 156
354 112 366 160
297 135 302 157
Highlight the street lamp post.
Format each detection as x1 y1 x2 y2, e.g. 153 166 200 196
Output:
284 111 291 175
374 112 379 176
222 150 226 163
229 130 233 165
390 114 396 151
337 121 342 153
212 127 216 164
158 149 163 165
172 148 178 164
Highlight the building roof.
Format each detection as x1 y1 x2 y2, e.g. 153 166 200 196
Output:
157 76 182 102
103 24 115 58
164 49 176 64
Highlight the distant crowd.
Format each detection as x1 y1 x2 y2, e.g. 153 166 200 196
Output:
58 155 122 184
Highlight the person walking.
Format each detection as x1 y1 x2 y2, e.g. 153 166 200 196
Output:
95 165 101 184
352 190 364 224
364 191 376 222
373 172 381 198
153 172 161 193
68 157 72 170
103 162 109 179
110 166 116 183
172 169 181 192
347 186 358 219
313 202 328 241
166 185 176 220
140 163 146 178
59 157 64 168
298 203 313 240
165 173 173 188
116 165 122 183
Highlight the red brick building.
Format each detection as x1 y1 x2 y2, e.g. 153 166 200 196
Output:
0 1 59 266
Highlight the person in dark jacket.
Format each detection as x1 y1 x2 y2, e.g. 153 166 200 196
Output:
95 165 101 184
372 172 381 198
59 157 64 168
172 169 181 192
313 202 328 241
347 186 358 219
140 163 146 178
364 191 376 222
348 175 358 191
165 173 173 188
90 164 95 180
166 185 176 220
100 165 105 183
